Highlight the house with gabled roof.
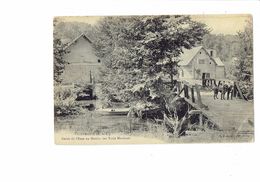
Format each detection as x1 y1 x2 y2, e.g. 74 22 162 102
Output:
61 33 102 84
178 46 225 80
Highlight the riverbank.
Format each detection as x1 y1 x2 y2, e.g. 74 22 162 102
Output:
54 109 253 144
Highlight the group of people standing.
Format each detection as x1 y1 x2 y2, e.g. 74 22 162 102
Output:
213 81 234 100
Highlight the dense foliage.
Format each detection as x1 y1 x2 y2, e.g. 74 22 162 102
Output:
233 19 253 99
93 16 209 106
53 19 67 83
54 85 83 117
53 38 67 83
233 19 253 82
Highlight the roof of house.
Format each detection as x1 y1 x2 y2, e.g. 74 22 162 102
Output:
64 33 92 50
179 46 203 66
178 46 224 67
214 57 225 66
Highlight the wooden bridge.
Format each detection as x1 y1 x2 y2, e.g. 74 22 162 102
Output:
202 78 249 101
171 79 254 136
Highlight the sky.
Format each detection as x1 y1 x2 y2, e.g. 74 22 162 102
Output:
56 14 252 35
191 14 251 35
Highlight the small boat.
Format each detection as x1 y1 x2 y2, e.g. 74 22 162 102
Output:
95 108 130 116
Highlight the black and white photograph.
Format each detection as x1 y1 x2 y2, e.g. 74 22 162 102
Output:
1 0 260 181
54 15 254 144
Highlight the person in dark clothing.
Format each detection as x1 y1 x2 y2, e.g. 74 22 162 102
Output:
227 82 233 100
213 84 219 100
219 83 224 100
222 81 228 100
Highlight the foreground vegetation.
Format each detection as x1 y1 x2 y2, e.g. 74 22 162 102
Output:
54 109 253 143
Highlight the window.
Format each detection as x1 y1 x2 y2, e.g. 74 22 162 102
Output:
97 59 101 63
210 50 213 57
199 59 205 64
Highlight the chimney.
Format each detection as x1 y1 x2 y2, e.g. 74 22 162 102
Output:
209 49 217 58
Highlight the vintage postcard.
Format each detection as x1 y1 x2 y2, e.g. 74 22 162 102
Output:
53 15 254 144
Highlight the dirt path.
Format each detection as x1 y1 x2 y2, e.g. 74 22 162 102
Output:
200 91 254 133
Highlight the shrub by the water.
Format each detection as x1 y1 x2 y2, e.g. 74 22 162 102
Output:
54 85 83 117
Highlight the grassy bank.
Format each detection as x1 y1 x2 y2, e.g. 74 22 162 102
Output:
54 109 253 143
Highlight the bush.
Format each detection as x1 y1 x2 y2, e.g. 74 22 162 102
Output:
238 82 253 100
54 85 83 117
